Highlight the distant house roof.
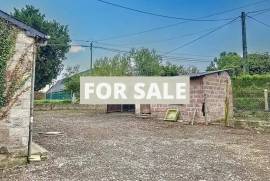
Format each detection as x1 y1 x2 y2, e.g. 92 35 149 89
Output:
47 79 65 94
0 9 48 40
189 69 230 79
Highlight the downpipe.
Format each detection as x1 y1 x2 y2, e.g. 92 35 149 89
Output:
27 42 37 163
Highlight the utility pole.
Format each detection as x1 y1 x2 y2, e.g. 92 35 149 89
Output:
241 12 248 73
90 41 93 71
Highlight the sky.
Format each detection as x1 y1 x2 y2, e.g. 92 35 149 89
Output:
1 0 270 77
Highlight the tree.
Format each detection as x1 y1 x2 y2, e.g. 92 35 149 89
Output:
64 48 201 97
160 62 185 76
91 54 131 76
247 53 270 74
13 5 71 91
65 55 131 96
129 48 161 76
63 65 80 78
64 74 80 98
206 58 217 71
206 52 242 74
184 65 200 74
206 51 270 75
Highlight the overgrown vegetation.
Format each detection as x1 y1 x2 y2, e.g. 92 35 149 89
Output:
206 51 270 117
233 74 270 89
0 19 17 108
34 99 71 105
232 74 270 112
207 51 270 76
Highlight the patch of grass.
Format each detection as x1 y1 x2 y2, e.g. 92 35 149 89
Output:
34 99 71 105
232 74 270 112
233 97 265 111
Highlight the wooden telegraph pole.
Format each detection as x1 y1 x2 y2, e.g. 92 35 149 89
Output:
241 12 248 73
90 41 93 71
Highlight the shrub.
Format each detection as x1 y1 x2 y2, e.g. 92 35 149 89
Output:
34 99 71 105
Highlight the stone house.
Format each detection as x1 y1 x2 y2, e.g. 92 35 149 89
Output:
135 70 233 123
0 10 48 166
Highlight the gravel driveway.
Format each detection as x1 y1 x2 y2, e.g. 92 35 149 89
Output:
1 110 270 181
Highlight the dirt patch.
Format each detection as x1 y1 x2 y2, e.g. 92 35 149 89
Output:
1 110 270 180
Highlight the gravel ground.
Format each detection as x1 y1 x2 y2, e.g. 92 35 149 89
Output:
1 110 270 181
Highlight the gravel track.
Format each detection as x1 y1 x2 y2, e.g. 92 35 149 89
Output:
1 110 270 181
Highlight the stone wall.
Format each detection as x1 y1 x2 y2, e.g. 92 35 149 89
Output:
149 72 233 123
202 71 233 122
0 31 35 156
34 104 107 113
150 78 205 122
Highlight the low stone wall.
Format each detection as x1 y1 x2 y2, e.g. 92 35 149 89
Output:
34 104 107 113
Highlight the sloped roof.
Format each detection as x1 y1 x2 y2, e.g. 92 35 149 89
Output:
0 9 48 39
47 79 65 93
189 69 230 79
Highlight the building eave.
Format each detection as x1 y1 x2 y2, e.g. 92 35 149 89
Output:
0 9 49 40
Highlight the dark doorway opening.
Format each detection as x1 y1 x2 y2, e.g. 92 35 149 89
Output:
140 104 151 114
107 104 135 113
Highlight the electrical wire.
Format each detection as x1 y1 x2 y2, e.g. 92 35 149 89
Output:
247 7 270 15
94 0 269 41
165 16 240 54
15 40 216 62
97 0 233 21
96 26 221 47
93 46 212 63
247 15 270 29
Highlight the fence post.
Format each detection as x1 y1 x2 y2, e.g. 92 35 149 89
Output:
264 89 269 111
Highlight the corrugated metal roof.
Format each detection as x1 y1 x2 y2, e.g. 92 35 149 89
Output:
189 69 230 78
0 9 48 39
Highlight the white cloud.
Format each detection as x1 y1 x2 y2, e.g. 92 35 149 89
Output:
69 46 86 53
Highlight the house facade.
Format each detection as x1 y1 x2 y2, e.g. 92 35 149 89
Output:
0 10 48 166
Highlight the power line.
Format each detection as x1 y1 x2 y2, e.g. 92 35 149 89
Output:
97 0 233 21
89 45 212 63
165 16 240 54
247 15 270 29
247 7 270 15
94 0 269 41
16 41 212 64
16 40 216 60
92 41 216 59
93 45 131 54
93 46 212 63
95 21 190 41
203 0 270 17
97 26 220 47
161 57 211 63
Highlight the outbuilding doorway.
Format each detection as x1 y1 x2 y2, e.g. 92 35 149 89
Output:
107 104 135 113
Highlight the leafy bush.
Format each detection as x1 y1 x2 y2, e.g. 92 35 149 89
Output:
232 74 270 89
34 99 71 105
